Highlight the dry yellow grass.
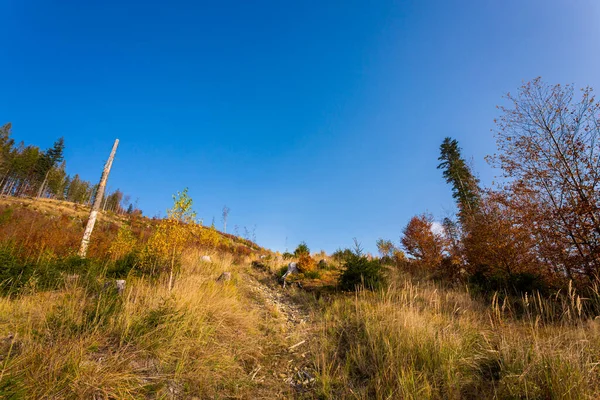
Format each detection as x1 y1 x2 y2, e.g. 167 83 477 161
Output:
2 198 600 399
311 275 600 399
0 247 295 399
0 196 127 225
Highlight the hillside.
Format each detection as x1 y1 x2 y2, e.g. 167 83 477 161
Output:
1 196 600 398
0 196 307 398
0 196 262 260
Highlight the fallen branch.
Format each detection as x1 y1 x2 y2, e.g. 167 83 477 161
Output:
288 340 306 350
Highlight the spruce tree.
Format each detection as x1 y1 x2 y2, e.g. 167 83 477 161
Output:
36 137 65 197
437 137 480 221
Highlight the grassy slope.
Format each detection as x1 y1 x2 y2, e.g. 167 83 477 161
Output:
0 248 314 398
1 197 600 399
308 275 600 399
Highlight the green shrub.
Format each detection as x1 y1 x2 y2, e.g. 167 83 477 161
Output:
317 259 331 270
251 260 268 271
303 270 321 279
0 207 13 225
277 265 289 279
294 242 310 257
0 247 37 295
468 267 549 296
0 246 111 295
106 252 139 278
332 248 354 264
338 253 385 291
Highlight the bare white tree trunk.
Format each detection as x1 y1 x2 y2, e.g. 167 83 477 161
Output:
78 139 119 258
222 205 230 233
37 170 51 198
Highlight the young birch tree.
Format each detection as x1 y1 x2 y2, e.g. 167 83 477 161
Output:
146 188 197 290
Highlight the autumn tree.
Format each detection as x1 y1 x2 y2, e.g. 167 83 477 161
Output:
401 214 447 272
492 78 600 280
376 238 395 259
462 191 540 287
293 241 315 272
145 188 197 290
109 224 138 261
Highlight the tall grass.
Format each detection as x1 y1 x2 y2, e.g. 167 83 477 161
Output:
313 275 600 399
0 247 284 399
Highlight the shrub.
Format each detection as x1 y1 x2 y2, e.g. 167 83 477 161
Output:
0 246 38 295
332 248 354 264
303 270 321 279
468 267 549 296
294 242 310 257
251 260 268 271
317 259 330 270
106 252 139 278
297 253 316 273
108 225 137 261
338 253 385 291
277 265 289 279
0 247 108 295
0 207 13 225
234 245 252 259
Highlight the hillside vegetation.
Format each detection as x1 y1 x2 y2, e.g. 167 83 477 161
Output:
1 79 600 398
0 196 310 399
0 196 599 399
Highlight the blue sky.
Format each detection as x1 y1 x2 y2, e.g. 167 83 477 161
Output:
2 0 599 253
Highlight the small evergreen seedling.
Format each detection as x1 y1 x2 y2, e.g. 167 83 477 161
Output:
338 239 385 291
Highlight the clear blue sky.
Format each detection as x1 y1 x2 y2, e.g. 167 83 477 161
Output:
2 0 599 253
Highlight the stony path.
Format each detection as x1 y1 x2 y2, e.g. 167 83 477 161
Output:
242 270 317 398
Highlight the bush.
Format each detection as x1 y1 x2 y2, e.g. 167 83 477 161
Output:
277 265 289 279
107 252 139 278
303 270 321 279
0 207 13 225
468 268 549 297
0 247 106 295
297 253 316 273
332 248 354 264
0 247 38 295
251 260 268 271
294 242 310 257
338 253 385 291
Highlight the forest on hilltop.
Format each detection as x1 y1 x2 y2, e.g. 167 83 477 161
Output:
0 125 136 214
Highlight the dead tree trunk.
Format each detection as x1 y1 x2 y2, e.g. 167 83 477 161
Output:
36 169 51 198
78 139 119 258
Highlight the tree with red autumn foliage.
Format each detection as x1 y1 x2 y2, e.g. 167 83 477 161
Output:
492 78 600 281
401 214 447 273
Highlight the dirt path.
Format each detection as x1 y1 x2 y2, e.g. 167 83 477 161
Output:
241 270 318 398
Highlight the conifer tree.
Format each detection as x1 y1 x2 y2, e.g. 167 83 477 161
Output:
437 137 480 221
36 137 65 197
